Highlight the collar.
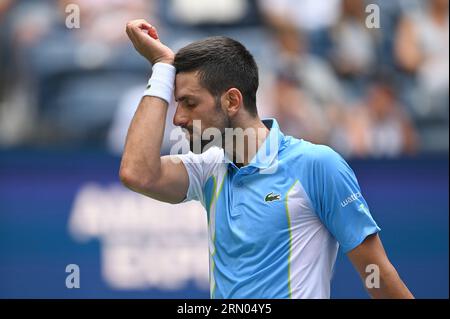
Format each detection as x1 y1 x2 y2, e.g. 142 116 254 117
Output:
224 118 285 170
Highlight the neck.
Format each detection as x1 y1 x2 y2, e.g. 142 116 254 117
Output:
223 117 270 167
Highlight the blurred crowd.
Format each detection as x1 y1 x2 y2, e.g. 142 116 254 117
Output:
0 0 448 158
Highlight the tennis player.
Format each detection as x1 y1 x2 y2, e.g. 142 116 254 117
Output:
120 19 414 299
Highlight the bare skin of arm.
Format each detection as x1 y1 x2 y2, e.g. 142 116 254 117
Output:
347 233 414 299
119 19 189 204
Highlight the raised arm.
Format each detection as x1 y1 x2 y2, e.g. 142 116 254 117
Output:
347 233 414 299
119 19 189 204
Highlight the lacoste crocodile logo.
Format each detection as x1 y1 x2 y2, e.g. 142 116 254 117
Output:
265 192 281 202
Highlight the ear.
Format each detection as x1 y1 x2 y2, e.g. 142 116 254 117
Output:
222 88 243 117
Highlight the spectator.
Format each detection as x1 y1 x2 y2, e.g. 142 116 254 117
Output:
328 0 380 100
258 0 340 56
9 0 155 144
395 0 449 117
272 73 329 145
338 78 418 157
258 0 340 33
268 23 345 144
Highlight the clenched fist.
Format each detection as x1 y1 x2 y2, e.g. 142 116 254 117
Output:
125 19 175 65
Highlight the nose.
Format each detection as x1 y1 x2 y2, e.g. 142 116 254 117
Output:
173 104 189 127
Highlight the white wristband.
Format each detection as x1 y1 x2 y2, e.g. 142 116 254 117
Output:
143 62 176 104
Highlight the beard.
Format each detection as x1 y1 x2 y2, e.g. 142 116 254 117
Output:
188 132 217 154
187 97 231 154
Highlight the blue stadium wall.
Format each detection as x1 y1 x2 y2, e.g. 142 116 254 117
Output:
0 149 448 298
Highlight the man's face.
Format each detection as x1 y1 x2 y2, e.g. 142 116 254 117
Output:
173 71 229 152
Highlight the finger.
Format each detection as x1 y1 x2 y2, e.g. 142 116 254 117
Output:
129 24 148 41
130 24 158 44
126 26 143 51
126 19 151 33
138 22 153 31
147 26 159 40
137 23 159 41
126 21 139 39
132 19 153 31
129 30 139 48
126 24 138 44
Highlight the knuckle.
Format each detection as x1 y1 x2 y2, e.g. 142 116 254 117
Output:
126 20 138 27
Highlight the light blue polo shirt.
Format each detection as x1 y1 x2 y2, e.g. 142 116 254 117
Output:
178 119 380 299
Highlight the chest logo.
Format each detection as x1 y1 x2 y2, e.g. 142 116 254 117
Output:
265 192 281 202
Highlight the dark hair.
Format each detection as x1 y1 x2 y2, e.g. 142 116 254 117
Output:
174 36 259 117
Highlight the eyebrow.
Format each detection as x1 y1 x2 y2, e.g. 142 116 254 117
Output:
174 95 196 102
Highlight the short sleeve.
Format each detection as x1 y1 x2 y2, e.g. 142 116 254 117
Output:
305 145 381 253
176 147 224 206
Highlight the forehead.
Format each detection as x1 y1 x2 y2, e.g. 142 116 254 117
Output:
174 71 209 100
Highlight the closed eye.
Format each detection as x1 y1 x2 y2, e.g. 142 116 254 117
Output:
175 95 198 107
